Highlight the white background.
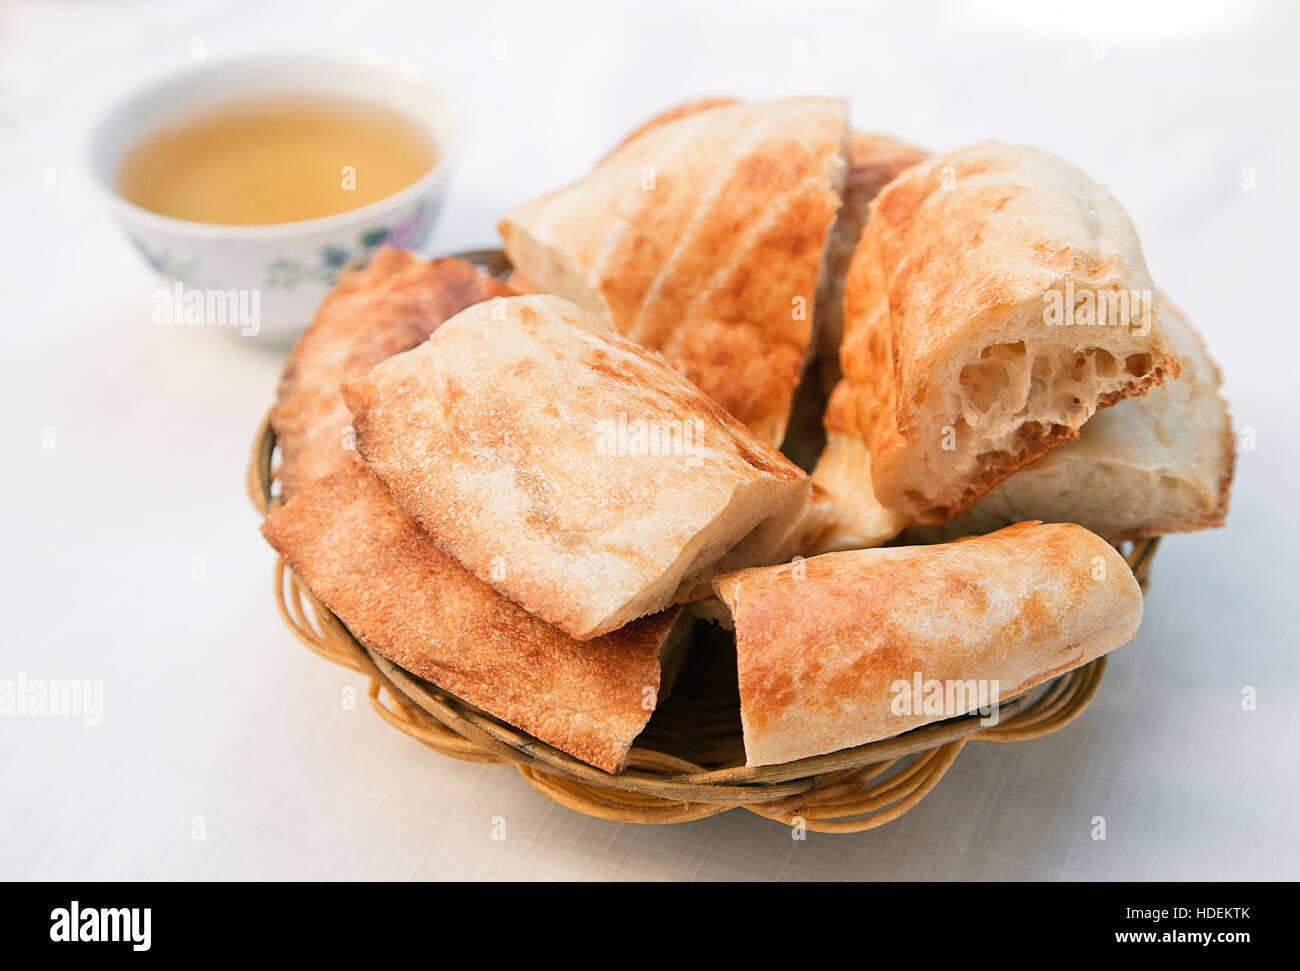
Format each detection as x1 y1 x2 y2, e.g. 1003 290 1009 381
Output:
2 0 1296 880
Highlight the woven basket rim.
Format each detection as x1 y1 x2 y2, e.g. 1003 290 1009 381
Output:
249 249 1159 830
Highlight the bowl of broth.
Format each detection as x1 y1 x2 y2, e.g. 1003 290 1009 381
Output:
88 50 459 343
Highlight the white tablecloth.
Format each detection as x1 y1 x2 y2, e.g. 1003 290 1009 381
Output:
2 0 1296 880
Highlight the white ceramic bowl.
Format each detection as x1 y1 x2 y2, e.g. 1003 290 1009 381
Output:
87 50 460 344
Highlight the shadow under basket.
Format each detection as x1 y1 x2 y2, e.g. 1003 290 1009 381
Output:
248 250 1159 834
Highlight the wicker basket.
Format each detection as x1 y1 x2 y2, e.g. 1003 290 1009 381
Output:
248 250 1159 833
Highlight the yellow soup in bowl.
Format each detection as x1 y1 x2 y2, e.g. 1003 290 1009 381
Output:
117 94 438 225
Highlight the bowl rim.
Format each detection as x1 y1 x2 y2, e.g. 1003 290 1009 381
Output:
85 47 462 240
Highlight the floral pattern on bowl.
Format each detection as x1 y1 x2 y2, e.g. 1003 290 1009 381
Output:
264 200 441 291
128 236 221 291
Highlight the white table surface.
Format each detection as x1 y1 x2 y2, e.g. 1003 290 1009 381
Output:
2 0 1297 881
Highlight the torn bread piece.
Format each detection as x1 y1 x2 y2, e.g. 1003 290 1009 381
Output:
261 469 690 773
804 381 910 552
714 521 1144 767
499 97 848 446
270 248 512 498
905 295 1233 543
839 141 1180 524
343 294 811 641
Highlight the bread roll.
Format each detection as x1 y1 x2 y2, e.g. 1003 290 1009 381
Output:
270 248 512 498
262 469 689 773
906 296 1233 542
343 294 810 641
839 142 1181 523
714 521 1144 766
499 98 849 446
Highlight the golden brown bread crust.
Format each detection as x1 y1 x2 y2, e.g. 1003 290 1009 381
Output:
839 142 1181 523
784 131 929 468
261 468 682 773
343 294 810 641
714 521 1144 766
610 104 921 200
846 133 929 205
499 98 848 446
605 97 739 157
820 131 929 367
270 248 513 498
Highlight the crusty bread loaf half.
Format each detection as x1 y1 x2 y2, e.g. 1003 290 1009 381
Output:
269 248 512 498
343 294 811 641
498 98 849 446
262 469 688 773
714 521 1144 766
906 295 1234 542
839 141 1181 523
